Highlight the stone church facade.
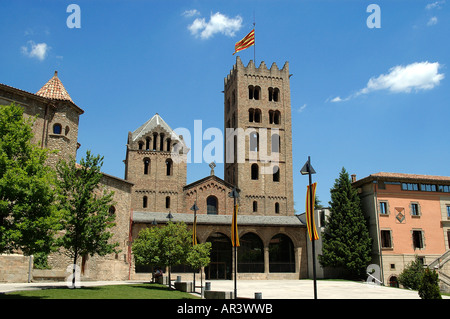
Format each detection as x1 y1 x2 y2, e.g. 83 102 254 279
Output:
0 57 307 283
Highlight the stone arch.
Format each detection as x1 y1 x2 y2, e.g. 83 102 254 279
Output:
205 232 232 280
269 233 295 273
238 232 264 273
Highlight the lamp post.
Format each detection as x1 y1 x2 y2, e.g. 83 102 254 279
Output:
190 201 199 292
228 187 239 299
300 156 317 299
166 211 173 289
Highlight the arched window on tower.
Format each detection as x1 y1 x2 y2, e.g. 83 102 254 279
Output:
160 133 165 151
143 196 148 208
275 202 280 214
273 165 280 182
152 133 158 150
253 201 258 212
143 158 150 175
146 137 151 150
254 109 261 123
166 138 171 152
207 196 218 215
165 158 173 176
250 132 259 152
251 163 259 180
138 142 144 150
249 108 254 122
274 111 281 124
271 133 280 153
165 196 170 209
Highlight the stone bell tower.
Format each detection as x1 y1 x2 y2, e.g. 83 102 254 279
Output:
223 56 294 216
124 113 188 213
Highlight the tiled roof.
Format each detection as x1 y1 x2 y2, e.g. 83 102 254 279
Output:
133 211 304 226
36 71 73 102
353 172 450 186
131 113 188 148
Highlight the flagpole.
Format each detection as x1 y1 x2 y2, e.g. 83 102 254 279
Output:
253 11 256 64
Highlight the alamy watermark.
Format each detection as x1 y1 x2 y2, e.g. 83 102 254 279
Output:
169 121 280 175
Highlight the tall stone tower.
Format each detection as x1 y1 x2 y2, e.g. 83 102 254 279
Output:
224 57 294 216
124 114 188 213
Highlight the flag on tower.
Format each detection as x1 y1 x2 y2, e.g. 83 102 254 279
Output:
233 29 255 55
231 204 240 247
306 182 319 241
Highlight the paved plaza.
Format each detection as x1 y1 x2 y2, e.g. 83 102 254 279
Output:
1 279 448 299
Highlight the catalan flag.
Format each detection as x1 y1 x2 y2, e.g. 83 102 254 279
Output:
306 182 319 241
231 204 240 247
192 215 198 246
233 29 255 55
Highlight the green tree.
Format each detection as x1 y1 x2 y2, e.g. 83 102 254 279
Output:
132 222 199 288
55 150 119 288
0 103 59 256
398 255 424 290
187 242 212 292
419 268 442 299
319 167 372 279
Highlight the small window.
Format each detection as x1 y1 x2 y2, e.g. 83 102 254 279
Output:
251 164 259 180
275 202 280 214
146 137 151 151
273 166 280 182
207 196 218 215
379 201 389 215
165 158 173 176
152 133 158 150
254 109 261 123
411 203 420 216
139 142 144 150
271 134 280 153
65 126 70 136
143 158 150 175
381 230 392 248
160 134 165 151
250 132 259 152
447 206 450 218
53 123 62 134
249 108 254 122
165 196 170 209
253 201 258 212
143 196 148 208
412 230 424 249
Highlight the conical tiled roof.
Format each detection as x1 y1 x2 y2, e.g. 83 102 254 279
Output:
36 71 73 102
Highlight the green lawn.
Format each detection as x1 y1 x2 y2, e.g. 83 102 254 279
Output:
0 283 200 299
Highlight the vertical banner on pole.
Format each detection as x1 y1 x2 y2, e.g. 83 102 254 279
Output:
306 182 319 241
231 204 240 247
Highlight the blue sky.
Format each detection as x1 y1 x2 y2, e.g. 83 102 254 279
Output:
1 0 449 213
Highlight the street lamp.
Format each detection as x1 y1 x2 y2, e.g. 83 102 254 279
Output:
228 187 239 299
300 156 318 299
190 201 199 292
166 211 174 288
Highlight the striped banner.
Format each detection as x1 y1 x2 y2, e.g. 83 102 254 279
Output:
233 29 255 55
306 182 319 241
192 215 198 246
231 204 240 247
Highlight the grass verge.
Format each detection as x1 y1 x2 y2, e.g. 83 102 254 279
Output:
0 283 200 299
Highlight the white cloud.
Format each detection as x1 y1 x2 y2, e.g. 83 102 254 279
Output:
21 41 49 61
188 12 243 39
426 1 445 10
427 16 438 26
297 104 307 113
330 62 444 102
182 9 200 17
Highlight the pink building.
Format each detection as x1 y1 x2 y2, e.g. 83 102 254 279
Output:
353 172 450 290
